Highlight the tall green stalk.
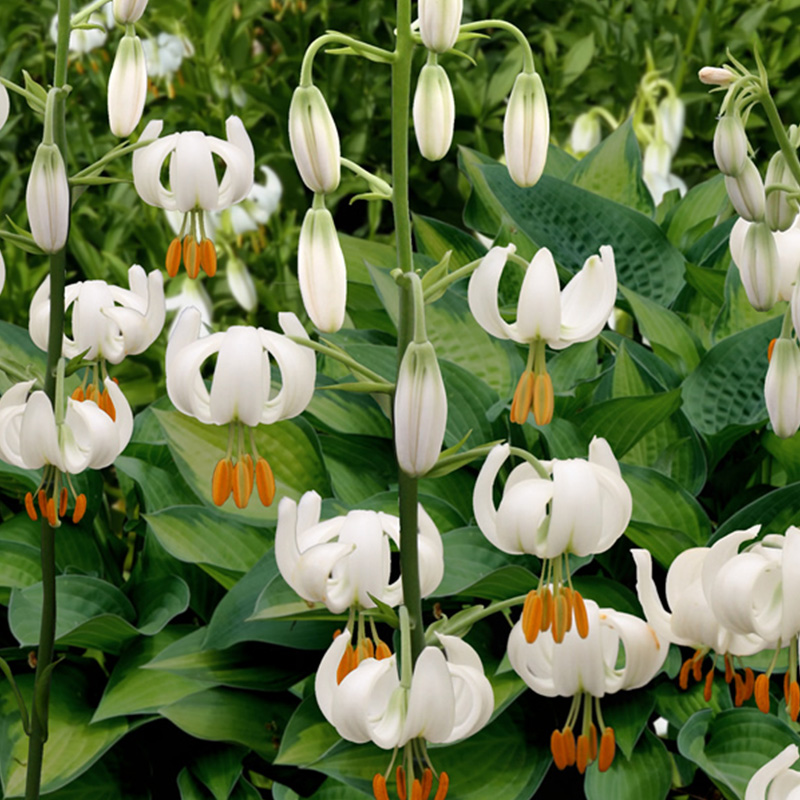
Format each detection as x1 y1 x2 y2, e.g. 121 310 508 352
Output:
25 0 70 796
392 0 425 663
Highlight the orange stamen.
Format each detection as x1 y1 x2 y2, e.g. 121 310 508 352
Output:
598 728 615 772
724 655 733 684
743 668 755 701
396 766 407 800
38 490 48 517
59 487 67 518
573 591 589 638
734 673 745 707
166 237 182 277
337 642 354 684
199 239 217 277
432 773 449 800
589 723 598 761
372 774 389 800
24 492 37 521
532 372 554 426
183 235 199 279
679 658 692 690
789 681 800 721
71 386 85 402
768 338 777 361
562 587 573 632
411 779 422 800
704 667 714 702
46 498 57 527
576 734 590 774
692 651 704 682
255 457 276 506
755 674 771 713
101 388 116 421
375 640 392 660
562 726 576 766
231 460 253 508
552 592 568 643
420 768 432 800
551 730 568 770
212 458 233 506
510 371 534 424
540 587 553 632
73 494 87 523
522 590 542 643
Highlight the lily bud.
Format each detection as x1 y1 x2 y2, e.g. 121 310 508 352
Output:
113 0 148 23
395 340 447 477
504 71 549 188
765 338 800 439
298 206 346 333
714 115 748 177
765 150 799 232
418 0 462 53
108 33 147 137
0 83 8 131
289 85 340 194
698 66 735 86
725 159 765 221
413 63 455 161
657 96 685 156
569 112 601 155
27 142 69 254
729 219 780 311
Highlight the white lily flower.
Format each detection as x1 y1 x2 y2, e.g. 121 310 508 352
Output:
29 265 165 365
289 85 340 194
729 219 782 311
142 33 194 85
27 141 70 254
504 71 549 188
0 83 9 131
714 115 749 177
418 0 462 53
468 243 616 425
657 95 685 156
108 33 147 137
133 117 254 279
508 598 666 773
165 275 213 336
226 256 257 313
0 377 133 525
227 166 282 236
766 338 800 439
746 745 800 800
50 10 107 55
725 159 766 221
297 206 346 333
569 112 601 155
643 141 687 206
166 306 315 508
275 490 443 613
413 63 455 162
113 0 148 23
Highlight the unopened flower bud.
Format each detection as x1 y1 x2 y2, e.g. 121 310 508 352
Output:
725 159 765 221
298 206 346 333
504 71 549 188
765 151 799 232
27 142 69 254
657 96 685 156
698 66 735 86
418 0 462 53
0 83 9 131
765 337 800 439
395 340 448 477
713 115 748 176
108 33 147 137
413 63 455 161
289 85 340 194
729 219 780 311
113 0 148 24
569 112 601 155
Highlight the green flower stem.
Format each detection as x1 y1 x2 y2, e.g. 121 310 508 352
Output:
69 0 110 26
288 336 388 385
299 33 394 87
508 445 550 480
408 273 427 344
760 87 800 188
340 158 393 197
0 78 46 115
392 0 425 665
422 256 482 301
424 594 528 643
458 19 535 73
71 138 155 181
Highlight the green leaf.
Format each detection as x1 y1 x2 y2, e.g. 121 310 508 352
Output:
274 695 341 768
712 483 800 544
190 746 246 800
440 359 503 449
561 32 595 87
306 375 392 438
413 213 487 267
0 540 41 591
654 678 732 730
664 175 729 251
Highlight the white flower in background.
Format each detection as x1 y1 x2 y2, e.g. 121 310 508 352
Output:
227 166 282 236
142 33 194 84
508 598 666 773
27 141 70 254
413 62 455 161
726 159 766 222
746 745 800 800
504 71 549 188
633 543 765 705
569 111 601 155
0 83 9 131
289 85 341 194
699 66 736 86
297 205 347 333
0 249 5 296
113 0 148 24
50 10 108 56
29 265 165 364
643 140 687 206
657 95 685 156
166 307 315 508
468 243 616 425
226 257 257 313
729 218 785 311
766 338 800 439
108 33 148 137
165 275 213 336
133 116 254 278
418 0 462 53
713 115 749 176
765 151 800 232
0 377 133 524
275 490 443 613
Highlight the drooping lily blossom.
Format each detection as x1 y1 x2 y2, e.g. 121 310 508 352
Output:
745 745 800 800
165 307 315 508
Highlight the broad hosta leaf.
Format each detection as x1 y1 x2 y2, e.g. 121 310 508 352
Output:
678 708 800 799
0 320 46 381
682 316 780 435
712 483 800 544
412 213 487 267
440 359 503 448
189 745 246 800
0 664 129 797
320 434 395 506
664 175 729 252
306 376 392 439
460 147 686 305
273 778 366 800
0 540 41 591
655 679 732 731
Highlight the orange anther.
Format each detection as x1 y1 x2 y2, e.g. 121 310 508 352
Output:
540 586 553 632
24 492 37 521
704 667 714 702
358 638 374 661
522 590 542 643
510 371 533 424
411 779 422 800
562 726 576 766
183 235 199 279
734 673 745 707
101 388 116 421
551 730 568 770
212 458 233 506
432 772 449 800
789 681 800 721
242 453 254 487
562 587 573 632
375 640 392 660
71 386 85 402
46 497 57 527
372 773 389 800
743 668 755 701
692 651 704 683
598 728 615 772
337 642 354 685
724 655 733 684
396 766 407 800
166 237 182 276
589 722 598 761
333 629 341 639
199 239 217 277
231 460 253 508
755 673 771 713
768 338 777 362
532 372 554 426
420 768 432 800
73 494 87 524
679 657 692 690
576 734 590 774
255 457 276 506
573 591 589 638
38 490 48 517
552 592 568 643
59 487 67 518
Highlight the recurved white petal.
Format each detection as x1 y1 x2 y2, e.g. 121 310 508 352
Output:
132 120 177 209
0 381 37 469
472 443 511 552
745 745 800 800
467 245 519 341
